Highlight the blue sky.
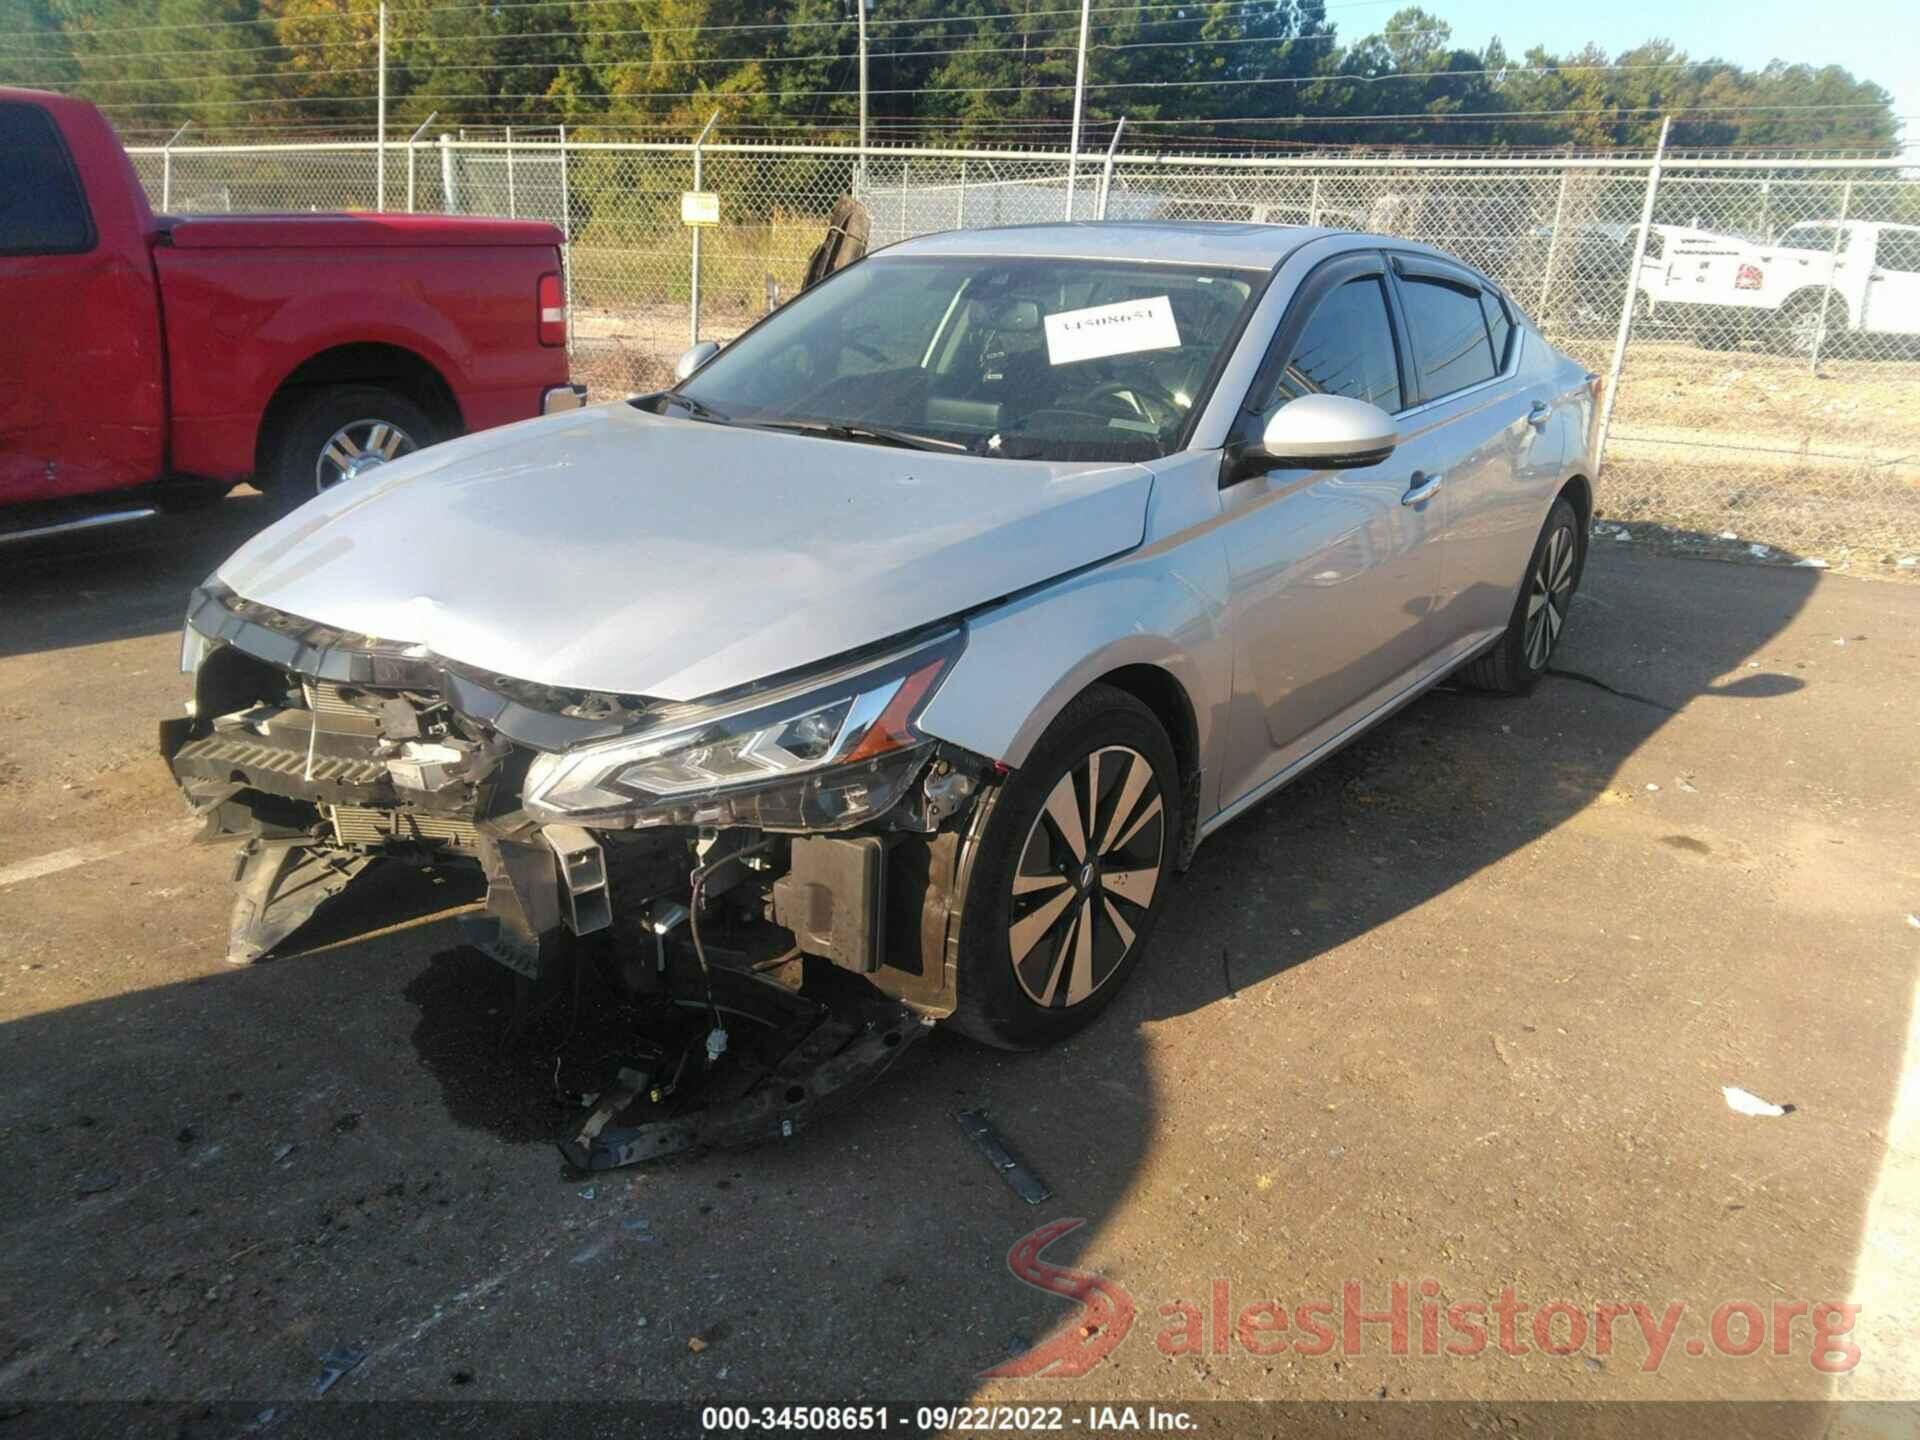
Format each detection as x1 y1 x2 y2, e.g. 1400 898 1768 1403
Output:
1335 0 1918 150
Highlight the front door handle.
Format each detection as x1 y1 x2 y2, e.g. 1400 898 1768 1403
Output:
1527 401 1552 428
1402 471 1443 506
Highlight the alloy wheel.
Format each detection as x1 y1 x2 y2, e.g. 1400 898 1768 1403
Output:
1783 302 1827 356
315 418 417 494
1525 524 1577 671
1007 744 1165 1009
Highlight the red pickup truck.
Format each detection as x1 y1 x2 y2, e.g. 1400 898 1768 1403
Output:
0 88 584 540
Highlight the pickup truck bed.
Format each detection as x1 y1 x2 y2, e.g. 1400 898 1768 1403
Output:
0 88 581 536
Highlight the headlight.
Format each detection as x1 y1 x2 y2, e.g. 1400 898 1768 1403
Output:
522 630 963 831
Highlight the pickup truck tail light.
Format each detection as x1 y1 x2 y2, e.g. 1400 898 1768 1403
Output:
538 272 566 347
1734 263 1764 291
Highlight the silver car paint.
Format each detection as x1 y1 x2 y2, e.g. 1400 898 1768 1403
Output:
209 223 1596 847
913 232 1596 841
213 400 1155 702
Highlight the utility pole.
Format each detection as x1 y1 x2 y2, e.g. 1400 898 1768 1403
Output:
856 0 868 164
376 0 387 211
1064 0 1091 218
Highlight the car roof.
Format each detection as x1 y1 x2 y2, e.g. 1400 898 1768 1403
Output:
883 221 1350 270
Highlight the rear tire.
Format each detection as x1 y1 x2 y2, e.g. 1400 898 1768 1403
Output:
947 684 1179 1051
266 385 437 513
1458 496 1582 696
1771 291 1841 357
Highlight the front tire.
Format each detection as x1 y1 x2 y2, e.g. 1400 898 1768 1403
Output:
947 684 1179 1051
1459 496 1582 696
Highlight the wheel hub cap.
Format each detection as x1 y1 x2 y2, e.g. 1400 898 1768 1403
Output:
316 418 418 494
1007 744 1165 1009
1524 524 1576 672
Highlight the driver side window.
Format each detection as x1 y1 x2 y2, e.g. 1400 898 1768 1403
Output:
1266 277 1403 415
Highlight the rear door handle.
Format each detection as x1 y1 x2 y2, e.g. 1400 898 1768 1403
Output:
1527 401 1552 428
1402 472 1443 506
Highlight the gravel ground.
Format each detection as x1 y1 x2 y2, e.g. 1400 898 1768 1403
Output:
1 496 1917 1434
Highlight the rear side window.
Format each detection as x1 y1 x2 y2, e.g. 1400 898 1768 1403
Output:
1271 276 1403 413
0 102 94 255
1879 230 1920 274
1398 275 1496 401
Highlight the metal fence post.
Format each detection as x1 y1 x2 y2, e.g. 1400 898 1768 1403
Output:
1593 116 1671 480
160 120 190 211
1809 179 1852 375
375 0 387 211
559 124 574 353
690 111 719 347
901 157 911 237
404 112 436 213
505 127 516 218
1536 165 1573 318
955 158 967 229
1307 174 1321 226
1097 116 1126 220
438 133 456 213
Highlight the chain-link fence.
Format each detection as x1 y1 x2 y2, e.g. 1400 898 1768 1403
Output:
124 135 1920 572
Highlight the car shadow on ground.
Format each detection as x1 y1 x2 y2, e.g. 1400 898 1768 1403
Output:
0 491 272 661
2 541 1909 1429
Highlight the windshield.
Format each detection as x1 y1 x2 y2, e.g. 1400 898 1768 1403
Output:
662 254 1262 462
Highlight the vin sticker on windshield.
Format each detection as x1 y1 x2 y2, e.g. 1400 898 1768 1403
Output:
1044 295 1182 366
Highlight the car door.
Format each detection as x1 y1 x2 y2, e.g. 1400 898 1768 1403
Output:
0 98 165 505
1216 252 1447 811
1861 227 1920 338
1386 256 1561 643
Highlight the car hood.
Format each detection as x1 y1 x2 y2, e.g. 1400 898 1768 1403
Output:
216 403 1156 701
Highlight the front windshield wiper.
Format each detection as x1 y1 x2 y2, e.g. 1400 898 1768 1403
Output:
739 417 970 454
657 392 731 424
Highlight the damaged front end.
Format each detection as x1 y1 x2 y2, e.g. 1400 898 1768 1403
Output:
162 583 995 1165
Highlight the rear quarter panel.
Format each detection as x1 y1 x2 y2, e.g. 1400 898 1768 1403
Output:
154 241 567 481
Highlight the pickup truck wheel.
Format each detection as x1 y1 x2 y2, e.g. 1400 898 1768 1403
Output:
946 684 1179 1051
1772 292 1841 357
269 386 436 506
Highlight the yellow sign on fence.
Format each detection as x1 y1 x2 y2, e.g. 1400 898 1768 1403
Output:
680 191 720 226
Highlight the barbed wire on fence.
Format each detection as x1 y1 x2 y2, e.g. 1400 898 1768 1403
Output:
116 129 1920 570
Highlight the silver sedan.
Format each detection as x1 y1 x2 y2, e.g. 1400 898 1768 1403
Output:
168 221 1599 1076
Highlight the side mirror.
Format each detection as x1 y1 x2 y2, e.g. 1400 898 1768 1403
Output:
1255 394 1397 471
674 340 721 381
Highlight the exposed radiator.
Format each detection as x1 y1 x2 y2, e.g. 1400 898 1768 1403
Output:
331 805 479 851
304 680 385 721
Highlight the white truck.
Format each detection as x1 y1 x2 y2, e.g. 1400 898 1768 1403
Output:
1637 219 1920 353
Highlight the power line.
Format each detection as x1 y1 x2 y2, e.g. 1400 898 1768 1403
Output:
57 55 1870 111
7 35 1104 91
0 6 1331 66
0 0 1386 45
